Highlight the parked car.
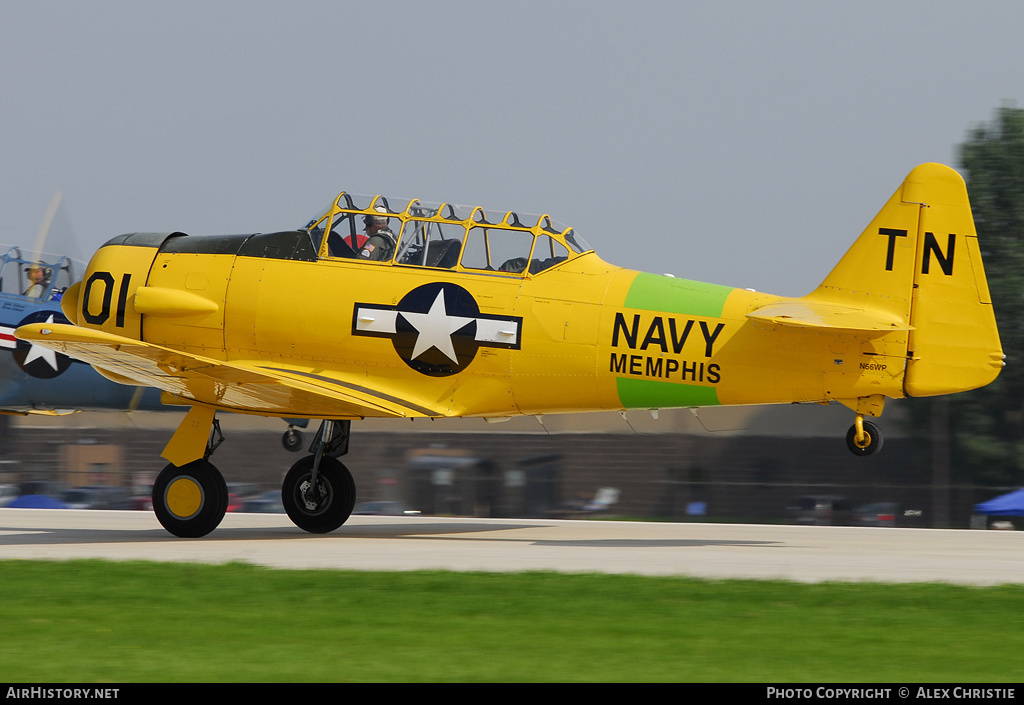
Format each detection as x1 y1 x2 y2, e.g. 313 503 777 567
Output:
352 501 420 516
240 491 285 514
129 495 153 511
19 480 68 498
59 486 132 510
0 484 20 507
227 482 262 500
854 502 900 527
787 495 853 526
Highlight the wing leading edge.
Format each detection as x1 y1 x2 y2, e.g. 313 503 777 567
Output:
14 322 440 419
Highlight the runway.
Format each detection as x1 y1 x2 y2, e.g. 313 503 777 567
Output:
1 508 1022 585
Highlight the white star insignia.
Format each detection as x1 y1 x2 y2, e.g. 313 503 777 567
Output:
400 290 473 364
23 315 59 370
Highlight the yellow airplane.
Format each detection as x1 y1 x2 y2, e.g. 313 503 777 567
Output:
15 163 1003 537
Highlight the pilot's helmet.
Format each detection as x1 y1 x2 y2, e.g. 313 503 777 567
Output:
27 265 50 281
363 205 389 230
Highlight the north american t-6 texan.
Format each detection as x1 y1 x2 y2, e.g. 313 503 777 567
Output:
16 163 1003 538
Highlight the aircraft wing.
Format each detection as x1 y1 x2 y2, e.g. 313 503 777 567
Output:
0 408 76 417
746 301 913 333
14 322 440 419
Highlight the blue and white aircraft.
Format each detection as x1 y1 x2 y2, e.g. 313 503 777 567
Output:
1 192 307 449
0 243 309 449
0 244 166 415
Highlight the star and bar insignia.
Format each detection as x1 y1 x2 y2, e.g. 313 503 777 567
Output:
1 311 73 379
352 282 522 377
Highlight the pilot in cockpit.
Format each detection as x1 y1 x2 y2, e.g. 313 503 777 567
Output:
356 206 397 261
24 265 49 298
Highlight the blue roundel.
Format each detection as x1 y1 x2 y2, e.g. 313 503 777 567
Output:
14 311 73 379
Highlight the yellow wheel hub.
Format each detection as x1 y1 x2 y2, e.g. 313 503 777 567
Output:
166 476 204 519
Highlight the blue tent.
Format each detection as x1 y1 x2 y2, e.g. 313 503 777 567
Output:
7 494 67 509
974 488 1024 516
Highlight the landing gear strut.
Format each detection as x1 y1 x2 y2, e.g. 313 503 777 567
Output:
281 455 356 534
152 411 358 537
281 420 356 534
846 414 882 456
151 419 229 538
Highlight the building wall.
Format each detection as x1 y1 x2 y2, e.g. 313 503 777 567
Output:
0 418 990 528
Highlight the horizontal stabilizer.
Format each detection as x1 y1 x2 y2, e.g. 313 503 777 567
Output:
746 301 913 333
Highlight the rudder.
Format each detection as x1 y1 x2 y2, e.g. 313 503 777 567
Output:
901 163 1003 396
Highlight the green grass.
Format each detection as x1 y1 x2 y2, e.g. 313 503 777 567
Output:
1 560 1022 682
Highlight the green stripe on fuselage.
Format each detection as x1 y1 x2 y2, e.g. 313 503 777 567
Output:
623 272 733 318
615 273 732 409
617 377 721 408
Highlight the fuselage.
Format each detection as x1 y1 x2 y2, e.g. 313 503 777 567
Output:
67 228 907 420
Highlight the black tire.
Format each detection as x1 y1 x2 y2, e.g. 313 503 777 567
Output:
846 421 883 457
281 456 356 534
282 428 304 453
152 459 228 538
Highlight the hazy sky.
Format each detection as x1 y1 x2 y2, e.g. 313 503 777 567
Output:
2 1 1023 296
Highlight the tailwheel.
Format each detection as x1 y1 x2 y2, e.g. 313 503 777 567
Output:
152 459 229 538
282 427 304 452
846 418 883 457
281 455 356 534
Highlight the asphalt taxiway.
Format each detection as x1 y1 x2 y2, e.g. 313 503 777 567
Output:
0 508 1021 585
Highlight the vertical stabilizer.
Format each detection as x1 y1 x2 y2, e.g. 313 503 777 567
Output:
812 163 1003 397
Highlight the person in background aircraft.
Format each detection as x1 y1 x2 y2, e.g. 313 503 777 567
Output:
24 266 48 298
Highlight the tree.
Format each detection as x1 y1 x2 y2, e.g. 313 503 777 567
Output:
903 105 1024 489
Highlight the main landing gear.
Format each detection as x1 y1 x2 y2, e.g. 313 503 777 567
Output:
152 457 229 538
281 420 356 534
151 416 356 538
152 418 228 538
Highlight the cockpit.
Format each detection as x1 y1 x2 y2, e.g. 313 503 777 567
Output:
0 246 79 302
304 193 593 275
